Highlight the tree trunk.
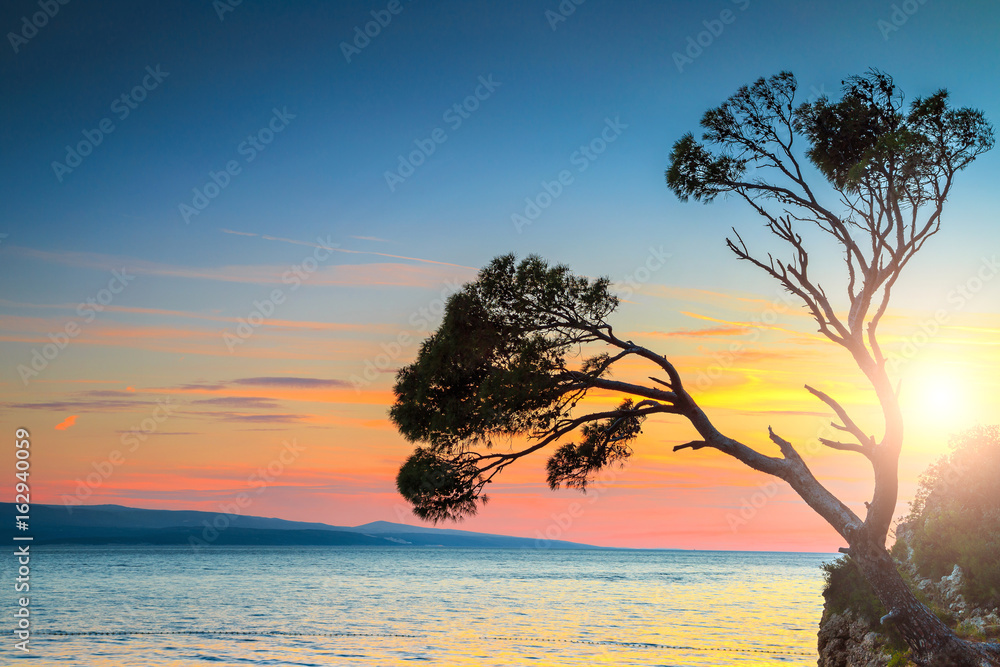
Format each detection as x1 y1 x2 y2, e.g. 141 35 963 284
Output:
850 534 1000 666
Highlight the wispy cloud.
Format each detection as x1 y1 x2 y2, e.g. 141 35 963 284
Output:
112 430 199 436
680 311 816 338
633 325 751 339
205 412 308 423
232 377 351 388
729 409 831 417
0 315 382 360
0 306 379 335
10 398 156 412
218 229 473 269
174 382 229 392
191 396 283 409
7 390 156 416
7 247 474 288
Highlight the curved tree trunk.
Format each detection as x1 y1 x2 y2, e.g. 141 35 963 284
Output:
681 380 1000 665
843 358 1000 666
653 67 998 666
849 533 1000 666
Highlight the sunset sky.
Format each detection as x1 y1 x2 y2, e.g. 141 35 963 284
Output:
2 0 998 551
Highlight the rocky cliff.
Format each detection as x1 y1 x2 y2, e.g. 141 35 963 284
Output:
817 608 894 667
817 525 1000 666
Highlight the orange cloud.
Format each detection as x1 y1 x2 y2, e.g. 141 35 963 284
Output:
679 310 816 338
0 316 378 360
633 325 751 339
54 415 78 430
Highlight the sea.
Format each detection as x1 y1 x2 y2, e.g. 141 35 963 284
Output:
3 546 836 666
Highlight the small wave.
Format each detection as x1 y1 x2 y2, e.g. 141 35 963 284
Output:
34 630 815 657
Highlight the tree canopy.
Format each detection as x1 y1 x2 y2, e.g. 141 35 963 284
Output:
902 425 1000 605
391 254 655 521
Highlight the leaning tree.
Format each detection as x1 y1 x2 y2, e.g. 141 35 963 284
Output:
390 71 996 666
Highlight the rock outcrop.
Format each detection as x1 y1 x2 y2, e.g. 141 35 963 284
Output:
817 610 891 667
817 525 1000 665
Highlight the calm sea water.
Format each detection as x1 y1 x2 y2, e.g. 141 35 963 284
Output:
4 546 834 666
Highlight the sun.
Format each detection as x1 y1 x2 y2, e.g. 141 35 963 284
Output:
902 365 970 431
918 376 964 416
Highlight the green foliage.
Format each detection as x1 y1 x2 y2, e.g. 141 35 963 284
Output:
904 425 1000 607
889 534 909 561
395 448 486 522
821 556 887 628
665 69 994 202
795 71 925 193
887 650 912 667
391 254 616 451
545 399 641 491
666 71 794 203
821 557 914 652
391 254 631 521
665 133 747 202
955 620 987 641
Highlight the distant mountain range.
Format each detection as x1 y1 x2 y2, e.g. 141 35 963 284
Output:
4 503 600 549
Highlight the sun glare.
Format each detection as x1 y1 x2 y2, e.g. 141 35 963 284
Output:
903 366 970 431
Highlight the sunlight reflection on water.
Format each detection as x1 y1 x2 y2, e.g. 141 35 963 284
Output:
7 546 834 666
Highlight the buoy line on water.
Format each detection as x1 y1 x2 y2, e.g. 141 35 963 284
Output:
35 630 814 657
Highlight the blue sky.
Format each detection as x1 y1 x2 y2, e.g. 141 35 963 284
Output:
4 0 998 287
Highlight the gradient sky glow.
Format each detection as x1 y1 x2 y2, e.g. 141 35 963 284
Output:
2 0 999 550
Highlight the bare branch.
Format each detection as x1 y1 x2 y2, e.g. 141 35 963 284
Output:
768 426 804 464
673 440 709 452
805 384 875 456
820 438 868 455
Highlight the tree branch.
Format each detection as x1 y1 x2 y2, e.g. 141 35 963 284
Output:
804 384 875 457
